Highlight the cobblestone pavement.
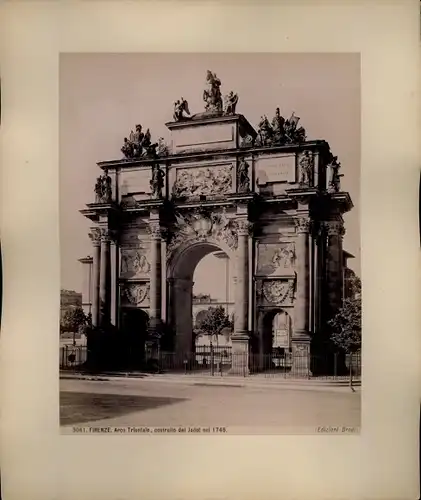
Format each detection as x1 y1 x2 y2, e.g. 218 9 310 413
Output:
60 377 360 432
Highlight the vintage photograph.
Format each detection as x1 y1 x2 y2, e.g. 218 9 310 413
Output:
59 53 361 434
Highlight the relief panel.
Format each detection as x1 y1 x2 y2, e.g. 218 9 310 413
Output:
172 164 233 198
257 242 296 276
120 247 151 278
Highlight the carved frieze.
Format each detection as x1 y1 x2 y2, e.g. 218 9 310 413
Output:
167 208 238 254
172 165 232 198
120 283 150 306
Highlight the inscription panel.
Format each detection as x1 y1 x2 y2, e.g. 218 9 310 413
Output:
172 123 235 153
255 154 296 186
119 168 152 198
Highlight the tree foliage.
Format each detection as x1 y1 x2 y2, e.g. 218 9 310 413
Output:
329 294 362 353
195 306 233 341
61 306 89 334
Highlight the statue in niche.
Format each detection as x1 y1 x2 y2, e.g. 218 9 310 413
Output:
237 158 250 193
299 150 314 186
150 164 165 198
271 107 286 144
203 70 223 113
173 97 191 121
223 91 238 115
327 154 343 193
94 168 112 203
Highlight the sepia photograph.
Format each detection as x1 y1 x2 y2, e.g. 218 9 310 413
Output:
59 53 361 435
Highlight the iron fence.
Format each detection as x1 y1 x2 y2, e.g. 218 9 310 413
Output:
60 345 88 369
59 344 361 381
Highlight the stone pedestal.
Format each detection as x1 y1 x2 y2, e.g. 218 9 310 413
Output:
230 218 251 375
89 228 101 327
292 216 312 376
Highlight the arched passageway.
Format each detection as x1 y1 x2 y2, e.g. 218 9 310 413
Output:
167 240 234 355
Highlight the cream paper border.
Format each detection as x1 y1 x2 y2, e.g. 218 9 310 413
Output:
0 2 420 499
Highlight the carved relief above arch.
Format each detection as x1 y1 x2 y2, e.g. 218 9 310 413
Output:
166 208 239 256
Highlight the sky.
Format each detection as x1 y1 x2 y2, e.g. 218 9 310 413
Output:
60 53 360 299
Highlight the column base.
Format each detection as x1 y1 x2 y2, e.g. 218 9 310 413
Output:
229 332 250 376
291 335 312 378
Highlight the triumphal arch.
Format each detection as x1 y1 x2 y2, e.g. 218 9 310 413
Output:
81 71 353 374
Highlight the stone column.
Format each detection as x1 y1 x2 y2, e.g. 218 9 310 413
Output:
89 228 101 327
292 216 312 376
230 218 251 375
148 221 162 358
326 219 345 315
324 219 346 375
99 228 112 326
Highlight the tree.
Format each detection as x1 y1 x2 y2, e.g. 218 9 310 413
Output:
328 277 362 388
61 307 89 335
195 306 233 345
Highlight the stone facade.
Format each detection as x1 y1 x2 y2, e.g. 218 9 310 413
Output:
80 89 353 374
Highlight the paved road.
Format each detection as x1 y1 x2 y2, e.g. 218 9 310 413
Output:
60 378 360 432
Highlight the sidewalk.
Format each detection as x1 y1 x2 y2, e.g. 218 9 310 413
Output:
60 370 360 393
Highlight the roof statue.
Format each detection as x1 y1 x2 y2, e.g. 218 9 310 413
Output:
173 97 191 122
327 152 343 193
203 70 223 114
223 91 238 115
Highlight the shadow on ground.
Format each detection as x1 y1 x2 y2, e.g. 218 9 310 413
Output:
60 391 187 426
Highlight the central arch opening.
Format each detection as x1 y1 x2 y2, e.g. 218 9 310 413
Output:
167 241 234 356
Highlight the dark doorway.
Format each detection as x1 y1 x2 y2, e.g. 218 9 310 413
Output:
120 309 149 370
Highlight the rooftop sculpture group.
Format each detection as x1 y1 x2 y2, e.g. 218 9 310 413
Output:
117 71 343 195
121 124 169 160
172 70 239 122
255 107 307 147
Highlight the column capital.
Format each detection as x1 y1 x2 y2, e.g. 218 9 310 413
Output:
236 218 253 236
324 220 345 238
148 221 163 240
100 227 113 242
294 216 311 234
89 228 102 247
